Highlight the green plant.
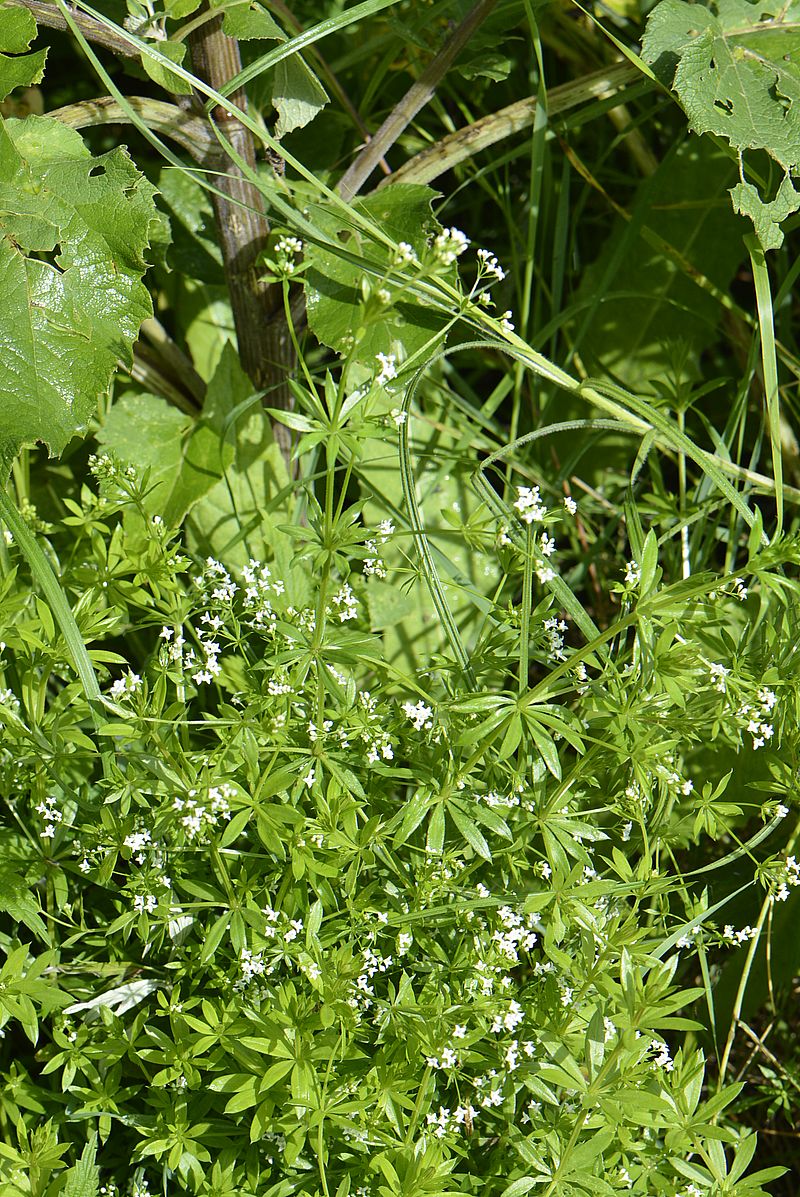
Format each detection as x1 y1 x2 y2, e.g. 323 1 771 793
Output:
0 0 799 1193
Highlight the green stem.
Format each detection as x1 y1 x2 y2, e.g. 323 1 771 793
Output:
0 490 103 720
519 524 533 695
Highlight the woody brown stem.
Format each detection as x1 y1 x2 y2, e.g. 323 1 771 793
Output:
188 7 294 460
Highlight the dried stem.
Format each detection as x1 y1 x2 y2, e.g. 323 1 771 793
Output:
12 0 140 59
337 0 499 202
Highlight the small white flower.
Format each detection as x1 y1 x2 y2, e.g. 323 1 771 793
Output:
393 241 418 266
563 496 577 515
433 227 469 264
513 485 547 524
375 352 398 386
402 700 433 731
109 670 142 701
477 247 506 279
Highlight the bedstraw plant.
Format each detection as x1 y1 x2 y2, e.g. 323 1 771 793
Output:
0 0 800 1194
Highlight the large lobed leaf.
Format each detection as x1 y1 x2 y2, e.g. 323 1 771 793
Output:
642 0 800 248
0 116 159 478
0 1 46 102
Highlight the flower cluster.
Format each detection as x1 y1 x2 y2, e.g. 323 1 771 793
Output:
433 226 470 264
738 686 777 750
375 352 398 387
514 485 547 524
425 1101 477 1138
772 853 800 902
332 581 358 622
172 783 234 842
109 669 142 702
543 616 568 662
362 520 395 579
721 923 759 945
492 905 538 963
402 699 433 731
393 241 418 267
36 792 63 840
476 247 505 280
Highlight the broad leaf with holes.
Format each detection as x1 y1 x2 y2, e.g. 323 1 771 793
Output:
0 116 159 478
642 0 800 249
0 2 46 102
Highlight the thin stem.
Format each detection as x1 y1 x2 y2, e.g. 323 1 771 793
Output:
385 62 642 188
519 524 533 696
337 0 499 202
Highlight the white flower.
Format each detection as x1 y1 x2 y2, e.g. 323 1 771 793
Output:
109 670 142 701
331 582 358 622
393 241 418 266
397 931 413 955
624 560 640 585
477 247 506 279
375 352 398 386
513 485 547 524
563 496 577 515
402 700 433 731
433 227 469 264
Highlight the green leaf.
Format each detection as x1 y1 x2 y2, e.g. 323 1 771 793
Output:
365 578 417 630
730 174 800 252
273 56 329 137
449 800 492 861
500 1180 538 1197
157 165 223 286
0 863 47 941
0 116 157 478
573 139 744 391
639 529 659 596
61 1133 99 1197
221 2 284 41
141 38 193 95
0 3 47 101
303 185 447 364
644 0 800 168
642 0 800 248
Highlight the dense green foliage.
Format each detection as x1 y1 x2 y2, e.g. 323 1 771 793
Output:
1 0 800 1194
